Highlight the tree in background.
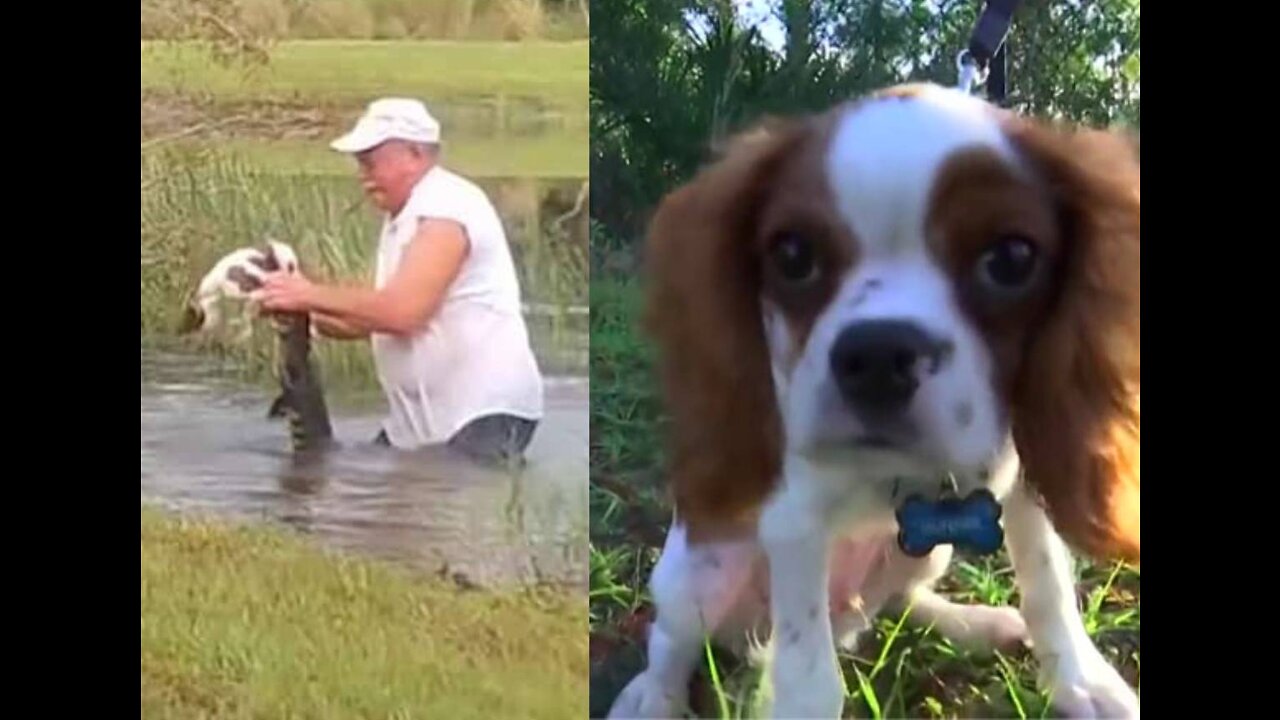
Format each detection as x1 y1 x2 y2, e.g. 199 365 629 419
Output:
589 0 1139 259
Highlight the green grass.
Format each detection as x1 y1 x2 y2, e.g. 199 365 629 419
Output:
587 273 1140 719
141 505 587 719
205 131 588 179
142 0 590 44
141 39 588 114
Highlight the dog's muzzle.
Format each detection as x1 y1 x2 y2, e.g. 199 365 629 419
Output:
829 320 953 422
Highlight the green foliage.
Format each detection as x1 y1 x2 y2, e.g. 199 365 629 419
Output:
589 0 1140 246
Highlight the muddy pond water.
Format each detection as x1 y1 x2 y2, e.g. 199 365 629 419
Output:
141 348 588 591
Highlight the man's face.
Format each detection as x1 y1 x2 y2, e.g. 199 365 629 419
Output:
354 141 425 213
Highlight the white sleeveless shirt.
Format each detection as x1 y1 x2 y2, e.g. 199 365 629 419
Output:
370 165 543 448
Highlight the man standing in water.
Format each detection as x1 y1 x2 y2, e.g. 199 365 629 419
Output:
257 97 544 463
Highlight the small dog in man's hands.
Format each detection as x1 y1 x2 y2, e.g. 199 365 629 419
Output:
178 239 301 341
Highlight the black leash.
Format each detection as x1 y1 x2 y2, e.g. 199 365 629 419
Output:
956 0 1023 105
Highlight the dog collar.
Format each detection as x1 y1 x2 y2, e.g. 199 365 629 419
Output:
895 475 1003 557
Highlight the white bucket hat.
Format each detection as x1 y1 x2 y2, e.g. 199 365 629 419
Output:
330 97 441 153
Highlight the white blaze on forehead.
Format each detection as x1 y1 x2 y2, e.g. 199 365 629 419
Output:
824 86 1016 259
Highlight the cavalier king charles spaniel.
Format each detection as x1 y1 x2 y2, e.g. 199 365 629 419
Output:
607 82 1139 719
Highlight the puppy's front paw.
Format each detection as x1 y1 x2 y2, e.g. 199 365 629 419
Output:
967 605 1031 654
607 671 688 719
767 656 843 719
768 689 844 720
1046 647 1139 719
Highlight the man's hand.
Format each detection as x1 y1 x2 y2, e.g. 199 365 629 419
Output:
257 271 316 313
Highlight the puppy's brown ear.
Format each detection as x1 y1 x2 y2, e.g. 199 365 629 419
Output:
249 244 279 272
1004 116 1140 564
643 118 808 541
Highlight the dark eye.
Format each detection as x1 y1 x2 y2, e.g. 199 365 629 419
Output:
977 234 1039 293
768 232 819 285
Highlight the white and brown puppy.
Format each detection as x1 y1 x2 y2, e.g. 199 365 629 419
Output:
179 239 301 340
608 82 1139 719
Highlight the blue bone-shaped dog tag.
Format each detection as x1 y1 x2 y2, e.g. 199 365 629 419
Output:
896 488 1004 557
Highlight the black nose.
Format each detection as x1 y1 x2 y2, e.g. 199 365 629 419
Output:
830 320 950 415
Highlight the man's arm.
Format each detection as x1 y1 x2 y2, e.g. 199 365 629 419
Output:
312 311 369 339
301 218 469 338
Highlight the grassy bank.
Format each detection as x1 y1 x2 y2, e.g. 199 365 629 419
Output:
140 40 589 178
587 274 1140 719
141 0 589 44
141 505 587 718
203 132 588 180
141 40 588 116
